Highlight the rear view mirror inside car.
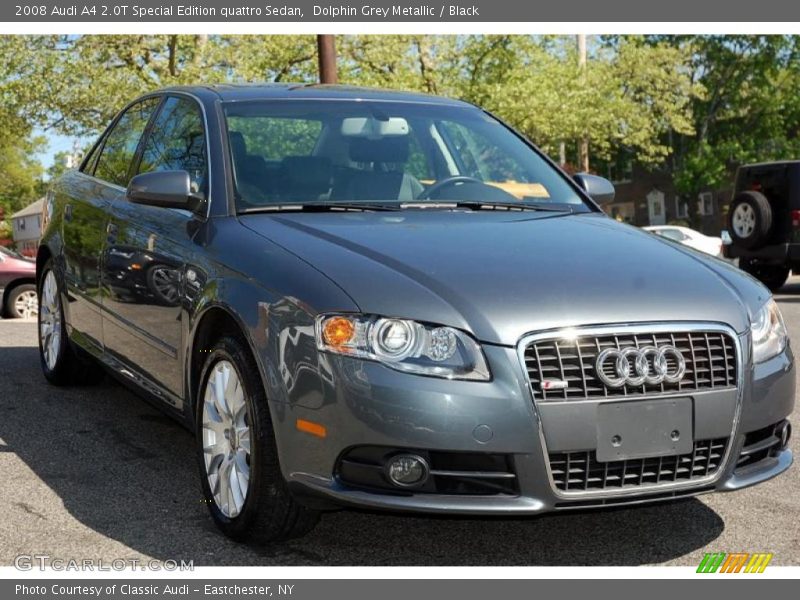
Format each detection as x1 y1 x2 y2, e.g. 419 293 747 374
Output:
341 116 409 138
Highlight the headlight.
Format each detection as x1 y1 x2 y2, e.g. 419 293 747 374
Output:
751 299 788 363
315 314 491 381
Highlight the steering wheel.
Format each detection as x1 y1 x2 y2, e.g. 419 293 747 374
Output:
417 176 484 200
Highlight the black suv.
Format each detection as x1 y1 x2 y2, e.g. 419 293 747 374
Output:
727 160 800 291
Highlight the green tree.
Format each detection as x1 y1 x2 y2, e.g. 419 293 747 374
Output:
656 36 800 222
2 35 319 137
339 36 699 168
44 150 74 183
2 34 703 183
0 137 44 216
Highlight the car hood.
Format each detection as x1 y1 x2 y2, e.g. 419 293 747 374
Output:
241 211 768 345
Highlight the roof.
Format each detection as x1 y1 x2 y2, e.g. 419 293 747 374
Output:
11 198 44 220
165 83 472 107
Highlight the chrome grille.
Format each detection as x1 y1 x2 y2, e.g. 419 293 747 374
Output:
549 438 728 492
524 330 737 401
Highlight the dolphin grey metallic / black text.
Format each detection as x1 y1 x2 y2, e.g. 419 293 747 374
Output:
37 84 794 542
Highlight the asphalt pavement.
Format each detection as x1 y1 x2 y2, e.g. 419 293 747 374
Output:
1 282 798 566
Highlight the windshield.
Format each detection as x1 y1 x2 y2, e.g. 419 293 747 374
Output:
223 100 587 211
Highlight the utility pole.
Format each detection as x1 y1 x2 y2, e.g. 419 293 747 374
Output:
317 35 338 84
577 34 589 172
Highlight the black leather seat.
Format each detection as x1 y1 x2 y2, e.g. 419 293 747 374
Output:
343 137 423 201
279 156 333 201
229 131 270 198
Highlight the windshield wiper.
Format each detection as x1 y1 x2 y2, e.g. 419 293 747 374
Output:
239 202 401 214
400 201 574 213
239 201 575 214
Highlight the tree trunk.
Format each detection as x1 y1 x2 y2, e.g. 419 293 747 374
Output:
577 34 589 172
317 35 338 84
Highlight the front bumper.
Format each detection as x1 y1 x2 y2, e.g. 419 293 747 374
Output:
267 329 795 515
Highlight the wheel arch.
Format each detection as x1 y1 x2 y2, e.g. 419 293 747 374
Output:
186 303 269 426
1 276 37 315
36 245 53 284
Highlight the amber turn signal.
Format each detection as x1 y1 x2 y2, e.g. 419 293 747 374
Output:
296 418 327 438
322 316 355 347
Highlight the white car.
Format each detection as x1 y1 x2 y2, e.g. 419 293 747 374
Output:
644 225 723 257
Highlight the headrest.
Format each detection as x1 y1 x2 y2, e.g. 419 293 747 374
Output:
349 137 409 164
280 156 333 195
229 131 248 162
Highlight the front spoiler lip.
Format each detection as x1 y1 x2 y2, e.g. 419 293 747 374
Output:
288 472 548 514
287 449 792 515
720 448 793 491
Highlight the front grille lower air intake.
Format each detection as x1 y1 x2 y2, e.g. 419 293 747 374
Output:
549 438 728 492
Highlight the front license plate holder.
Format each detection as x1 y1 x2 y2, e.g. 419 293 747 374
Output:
596 398 693 463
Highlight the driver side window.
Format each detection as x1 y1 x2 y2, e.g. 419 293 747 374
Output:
137 96 208 195
93 97 160 187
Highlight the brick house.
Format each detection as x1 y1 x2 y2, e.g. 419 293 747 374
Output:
602 163 732 236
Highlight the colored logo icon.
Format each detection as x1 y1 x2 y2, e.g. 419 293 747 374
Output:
697 552 773 573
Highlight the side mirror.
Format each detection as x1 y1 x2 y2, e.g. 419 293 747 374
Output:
127 170 201 210
573 173 615 205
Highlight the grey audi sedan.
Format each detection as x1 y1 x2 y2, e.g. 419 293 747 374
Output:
38 84 794 543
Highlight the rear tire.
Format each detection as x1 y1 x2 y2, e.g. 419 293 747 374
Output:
728 191 772 249
196 335 319 543
38 260 104 386
739 258 790 292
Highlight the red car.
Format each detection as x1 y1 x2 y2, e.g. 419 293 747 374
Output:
0 245 37 318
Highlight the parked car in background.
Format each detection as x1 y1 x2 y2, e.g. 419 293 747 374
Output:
0 245 37 318
38 84 794 543
726 161 800 291
644 225 723 257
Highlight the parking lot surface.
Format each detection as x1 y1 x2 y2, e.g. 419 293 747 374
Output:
1 282 798 566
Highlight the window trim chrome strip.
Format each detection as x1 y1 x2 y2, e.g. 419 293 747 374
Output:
516 321 744 500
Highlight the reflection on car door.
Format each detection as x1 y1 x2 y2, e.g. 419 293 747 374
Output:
61 97 160 351
101 95 209 405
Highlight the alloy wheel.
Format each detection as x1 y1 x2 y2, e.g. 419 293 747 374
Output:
15 289 38 319
201 360 252 518
149 266 180 304
732 203 756 238
39 271 61 370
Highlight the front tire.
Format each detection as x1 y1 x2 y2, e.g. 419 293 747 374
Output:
196 335 319 543
38 260 103 386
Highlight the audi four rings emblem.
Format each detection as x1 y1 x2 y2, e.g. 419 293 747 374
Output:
595 346 686 388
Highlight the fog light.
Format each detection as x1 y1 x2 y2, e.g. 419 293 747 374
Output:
778 421 792 450
385 454 429 487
